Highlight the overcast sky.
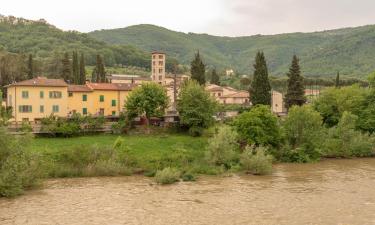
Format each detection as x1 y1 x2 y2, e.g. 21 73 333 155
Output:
2 0 375 36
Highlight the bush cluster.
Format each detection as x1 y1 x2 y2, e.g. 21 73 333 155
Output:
240 146 273 175
154 167 181 184
0 128 43 197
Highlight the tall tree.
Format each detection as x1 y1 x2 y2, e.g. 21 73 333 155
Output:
27 54 34 79
61 52 71 82
284 55 306 109
210 68 220 85
190 51 206 85
335 71 340 88
250 51 271 105
72 51 79 84
79 53 86 84
92 55 106 83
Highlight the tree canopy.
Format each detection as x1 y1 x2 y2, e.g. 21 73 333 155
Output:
284 55 306 109
250 51 271 105
190 51 206 85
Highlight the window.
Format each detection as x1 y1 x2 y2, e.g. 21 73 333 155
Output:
218 93 222 97
99 108 104 115
158 61 163 66
153 61 156 66
159 68 163 73
49 91 62 99
159 75 162 80
52 105 59 113
82 108 87 115
112 100 116 106
153 55 156 59
82 94 87 101
159 55 163 59
22 91 29 99
19 105 32 113
112 111 116 116
99 95 104 102
68 92 73 97
40 91 44 98
40 105 44 113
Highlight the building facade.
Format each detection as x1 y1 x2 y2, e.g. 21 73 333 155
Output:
6 77 68 122
151 52 166 84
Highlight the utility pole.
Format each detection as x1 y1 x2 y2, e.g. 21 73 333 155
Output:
173 64 177 112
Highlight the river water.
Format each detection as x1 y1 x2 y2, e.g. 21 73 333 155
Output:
1 158 375 225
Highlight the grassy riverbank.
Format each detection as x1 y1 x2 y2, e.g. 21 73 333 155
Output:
30 134 222 178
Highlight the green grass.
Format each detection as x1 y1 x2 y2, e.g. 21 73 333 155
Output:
30 134 212 176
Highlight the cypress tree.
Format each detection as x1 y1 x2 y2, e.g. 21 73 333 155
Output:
284 55 306 109
79 53 86 84
61 52 72 82
72 51 79 84
335 71 340 88
210 68 220 85
250 51 271 105
190 51 206 85
93 55 106 83
27 54 33 79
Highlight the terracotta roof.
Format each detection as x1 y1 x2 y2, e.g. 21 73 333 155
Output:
221 91 249 98
6 77 67 87
108 76 151 81
68 85 93 92
86 83 135 91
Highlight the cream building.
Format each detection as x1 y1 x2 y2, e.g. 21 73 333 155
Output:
206 84 250 105
5 77 68 122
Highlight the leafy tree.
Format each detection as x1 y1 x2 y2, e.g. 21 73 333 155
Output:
190 51 206 85
61 52 71 82
27 54 34 79
0 90 12 126
356 73 375 133
72 51 79 84
210 68 220 85
232 105 280 147
335 71 340 88
314 85 366 127
282 105 324 162
284 55 306 109
250 51 271 105
79 53 86 84
177 80 217 136
125 83 169 132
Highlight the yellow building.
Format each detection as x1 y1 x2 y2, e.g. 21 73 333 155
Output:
68 83 134 117
5 77 68 122
206 84 250 105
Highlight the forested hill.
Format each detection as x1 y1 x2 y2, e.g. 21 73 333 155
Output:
0 16 170 70
89 24 375 77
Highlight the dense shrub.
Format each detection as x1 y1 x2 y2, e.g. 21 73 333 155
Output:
282 105 324 162
47 144 131 178
177 80 217 136
322 112 374 158
240 146 273 175
0 128 43 197
154 167 181 184
232 105 281 147
206 126 238 168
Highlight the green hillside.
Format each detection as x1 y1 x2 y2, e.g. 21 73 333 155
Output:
89 24 375 77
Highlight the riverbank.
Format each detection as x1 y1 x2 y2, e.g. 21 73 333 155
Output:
1 158 375 225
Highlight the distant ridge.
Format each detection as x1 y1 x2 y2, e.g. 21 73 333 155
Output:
89 24 375 76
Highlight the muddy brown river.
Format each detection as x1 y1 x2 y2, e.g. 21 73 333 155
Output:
1 159 375 225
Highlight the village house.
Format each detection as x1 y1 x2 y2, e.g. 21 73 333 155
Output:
206 84 250 105
5 77 68 122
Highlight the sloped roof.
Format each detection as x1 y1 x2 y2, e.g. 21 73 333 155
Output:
86 83 135 91
68 85 93 92
6 77 67 87
221 91 249 98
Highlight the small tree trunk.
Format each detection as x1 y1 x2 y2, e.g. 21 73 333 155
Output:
145 116 150 134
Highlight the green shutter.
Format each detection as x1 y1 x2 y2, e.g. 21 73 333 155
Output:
82 94 87 101
52 105 59 113
112 99 116 106
40 91 44 98
112 111 116 116
82 108 87 115
40 105 44 113
22 91 29 99
100 95 104 102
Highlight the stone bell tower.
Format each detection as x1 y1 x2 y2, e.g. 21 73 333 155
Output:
151 52 166 85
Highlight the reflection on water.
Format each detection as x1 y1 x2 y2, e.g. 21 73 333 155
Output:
1 159 375 225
